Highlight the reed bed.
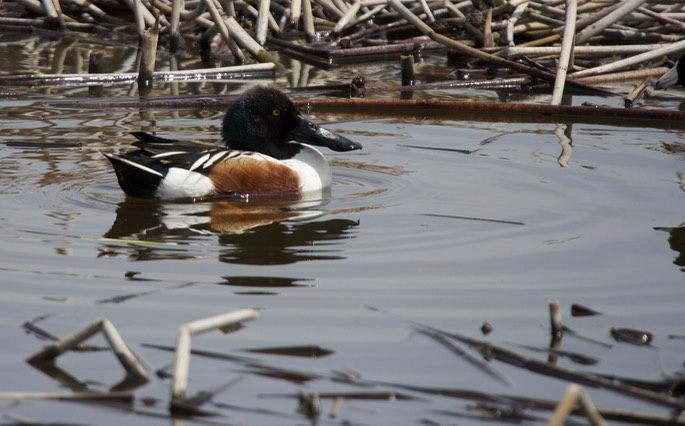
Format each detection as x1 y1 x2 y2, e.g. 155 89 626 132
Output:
2 0 684 97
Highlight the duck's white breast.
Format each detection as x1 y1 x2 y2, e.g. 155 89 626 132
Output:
282 144 332 195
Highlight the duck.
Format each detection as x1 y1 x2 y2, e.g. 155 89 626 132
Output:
655 54 685 90
103 86 362 201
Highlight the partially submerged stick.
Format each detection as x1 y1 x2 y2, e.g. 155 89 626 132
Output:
138 16 159 96
412 323 685 410
170 309 260 409
548 384 606 426
26 318 148 386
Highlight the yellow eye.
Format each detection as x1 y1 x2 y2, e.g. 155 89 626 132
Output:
272 109 281 116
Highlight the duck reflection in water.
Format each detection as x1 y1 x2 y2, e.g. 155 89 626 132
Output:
102 198 359 265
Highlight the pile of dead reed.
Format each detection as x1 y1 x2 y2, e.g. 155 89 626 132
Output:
2 1 685 117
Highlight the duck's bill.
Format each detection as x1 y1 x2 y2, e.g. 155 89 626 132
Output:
655 64 679 90
291 118 362 152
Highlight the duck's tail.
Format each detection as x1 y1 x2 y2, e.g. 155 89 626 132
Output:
102 151 165 199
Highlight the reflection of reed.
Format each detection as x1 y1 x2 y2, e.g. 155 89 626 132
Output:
555 123 573 167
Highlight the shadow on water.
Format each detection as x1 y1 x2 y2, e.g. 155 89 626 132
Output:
101 197 360 265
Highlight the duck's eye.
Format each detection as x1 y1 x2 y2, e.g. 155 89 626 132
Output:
272 109 281 117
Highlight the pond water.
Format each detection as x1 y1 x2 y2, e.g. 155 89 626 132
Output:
1 35 685 425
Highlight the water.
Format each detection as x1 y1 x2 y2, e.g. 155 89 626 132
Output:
1 34 685 425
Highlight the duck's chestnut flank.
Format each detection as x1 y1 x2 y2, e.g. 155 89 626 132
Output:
103 86 362 201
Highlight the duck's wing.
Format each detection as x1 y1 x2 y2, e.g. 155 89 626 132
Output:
129 131 235 171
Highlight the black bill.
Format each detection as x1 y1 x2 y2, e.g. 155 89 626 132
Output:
290 118 362 152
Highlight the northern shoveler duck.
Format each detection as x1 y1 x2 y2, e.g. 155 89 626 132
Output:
103 86 362 201
655 54 685 90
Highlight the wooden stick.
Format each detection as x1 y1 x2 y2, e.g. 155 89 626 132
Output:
26 318 148 384
417 0 435 23
0 391 133 401
302 0 316 42
400 54 415 85
170 309 260 404
138 17 160 96
61 0 122 23
202 0 246 63
387 0 609 93
570 37 685 79
549 384 585 426
624 78 649 108
169 0 184 52
578 387 608 426
255 0 271 45
41 0 65 29
502 44 672 58
549 299 564 337
413 323 685 410
575 0 648 45
483 8 493 48
14 0 48 16
225 16 284 70
550 0 576 105
332 0 361 34
127 0 147 42
290 0 302 25
505 2 529 47
636 6 685 31
549 384 607 426
574 68 667 85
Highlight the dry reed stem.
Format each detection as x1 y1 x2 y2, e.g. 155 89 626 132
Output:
202 0 246 63
570 37 685 79
575 0 647 45
550 0 576 105
138 16 160 95
624 78 650 108
26 318 148 385
7 0 685 97
548 384 607 426
170 309 260 405
414 322 685 410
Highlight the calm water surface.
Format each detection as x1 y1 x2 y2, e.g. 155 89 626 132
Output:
1 35 685 425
